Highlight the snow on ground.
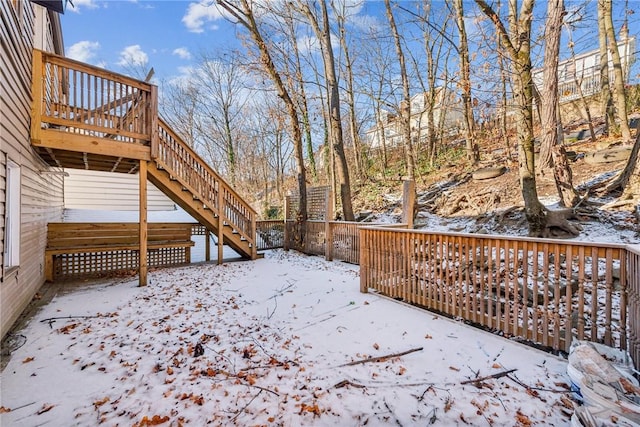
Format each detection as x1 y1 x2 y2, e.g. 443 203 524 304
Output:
1 250 572 426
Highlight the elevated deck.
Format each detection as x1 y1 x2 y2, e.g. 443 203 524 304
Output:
31 49 258 284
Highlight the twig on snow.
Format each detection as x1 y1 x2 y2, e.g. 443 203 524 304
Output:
460 368 517 385
334 379 366 389
230 389 263 423
340 347 423 367
40 315 99 328
383 398 403 426
506 373 571 393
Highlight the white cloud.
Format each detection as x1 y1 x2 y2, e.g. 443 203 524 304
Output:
68 0 98 13
173 47 192 60
67 40 100 63
182 1 225 33
117 45 148 67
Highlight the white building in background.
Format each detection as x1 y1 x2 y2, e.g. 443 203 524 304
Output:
532 27 636 104
364 88 464 150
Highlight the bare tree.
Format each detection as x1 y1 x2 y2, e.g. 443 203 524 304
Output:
278 3 318 182
215 0 308 242
331 0 364 181
600 0 632 141
597 0 616 135
384 0 416 181
452 0 479 164
475 0 578 236
538 0 580 208
298 0 355 220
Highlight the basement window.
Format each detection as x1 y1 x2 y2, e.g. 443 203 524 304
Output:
4 161 21 270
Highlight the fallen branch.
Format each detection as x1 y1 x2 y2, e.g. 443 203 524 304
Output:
40 315 99 328
230 389 263 423
460 368 517 385
340 347 423 367
333 379 366 389
506 373 571 393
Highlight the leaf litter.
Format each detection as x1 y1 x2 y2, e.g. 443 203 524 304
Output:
1 249 572 426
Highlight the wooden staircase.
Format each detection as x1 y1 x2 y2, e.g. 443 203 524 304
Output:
30 49 257 262
148 119 256 259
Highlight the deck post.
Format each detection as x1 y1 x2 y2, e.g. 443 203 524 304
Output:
205 228 211 262
402 180 415 229
30 49 43 143
217 185 224 265
139 160 148 286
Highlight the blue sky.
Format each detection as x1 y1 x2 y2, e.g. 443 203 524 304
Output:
60 0 386 84
60 0 639 85
61 0 237 82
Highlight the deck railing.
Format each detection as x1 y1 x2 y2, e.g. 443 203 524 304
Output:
360 227 631 356
31 49 155 145
627 246 640 368
155 118 256 251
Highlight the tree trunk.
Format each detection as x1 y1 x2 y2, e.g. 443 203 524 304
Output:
384 0 416 180
300 0 355 221
453 0 478 164
332 0 363 181
602 0 632 141
476 0 547 236
598 0 616 135
539 0 580 207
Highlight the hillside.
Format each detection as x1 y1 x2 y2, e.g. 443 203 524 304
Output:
352 119 640 245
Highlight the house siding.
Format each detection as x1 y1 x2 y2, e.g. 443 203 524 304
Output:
64 169 176 211
1 1 64 339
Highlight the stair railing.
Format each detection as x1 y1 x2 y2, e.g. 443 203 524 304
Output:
154 118 256 252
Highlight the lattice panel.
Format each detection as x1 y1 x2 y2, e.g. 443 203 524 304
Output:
307 186 329 221
53 248 189 280
285 193 300 221
286 187 329 221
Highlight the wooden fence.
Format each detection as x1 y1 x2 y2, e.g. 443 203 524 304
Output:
256 220 285 251
360 227 635 358
282 220 406 264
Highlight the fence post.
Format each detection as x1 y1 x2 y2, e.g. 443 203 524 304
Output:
325 188 334 261
402 180 415 228
360 227 368 293
283 195 290 251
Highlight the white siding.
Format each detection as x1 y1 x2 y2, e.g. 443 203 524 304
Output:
1 2 64 339
64 169 175 211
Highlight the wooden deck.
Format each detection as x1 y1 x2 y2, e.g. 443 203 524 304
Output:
30 49 258 284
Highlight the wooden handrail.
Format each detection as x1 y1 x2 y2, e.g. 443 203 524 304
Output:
155 117 256 246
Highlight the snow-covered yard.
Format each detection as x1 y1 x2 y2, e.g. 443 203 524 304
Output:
1 250 573 426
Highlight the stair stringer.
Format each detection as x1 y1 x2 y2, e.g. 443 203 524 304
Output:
147 162 255 259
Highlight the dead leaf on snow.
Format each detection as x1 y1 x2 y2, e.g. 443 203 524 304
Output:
36 403 55 415
0 406 11 413
134 415 170 426
93 397 110 408
22 357 35 364
515 410 532 426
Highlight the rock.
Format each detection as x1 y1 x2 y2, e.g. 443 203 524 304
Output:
471 166 507 181
583 147 632 164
